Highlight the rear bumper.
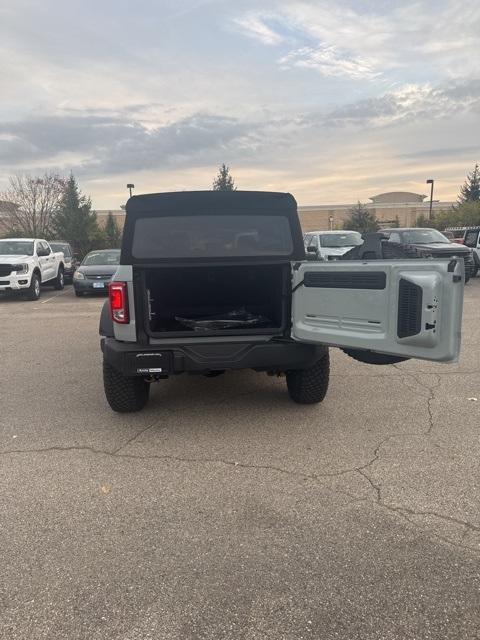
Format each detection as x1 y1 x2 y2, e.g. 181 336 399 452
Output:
101 337 326 376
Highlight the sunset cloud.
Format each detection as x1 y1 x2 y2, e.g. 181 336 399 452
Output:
0 0 479 207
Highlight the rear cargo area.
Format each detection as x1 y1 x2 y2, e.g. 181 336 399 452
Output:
144 264 288 336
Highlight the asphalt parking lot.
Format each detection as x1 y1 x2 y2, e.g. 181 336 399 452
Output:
0 281 479 640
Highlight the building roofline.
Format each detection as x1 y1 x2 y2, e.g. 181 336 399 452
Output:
298 201 453 211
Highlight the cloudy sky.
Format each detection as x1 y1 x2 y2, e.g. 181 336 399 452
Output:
1 0 479 208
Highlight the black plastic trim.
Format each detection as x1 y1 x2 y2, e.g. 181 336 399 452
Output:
102 337 327 375
303 271 387 289
397 278 423 339
99 300 114 337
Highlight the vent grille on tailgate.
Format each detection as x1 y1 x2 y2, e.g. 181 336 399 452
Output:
303 271 386 289
397 278 422 338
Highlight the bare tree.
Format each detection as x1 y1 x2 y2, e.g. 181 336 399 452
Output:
0 173 65 237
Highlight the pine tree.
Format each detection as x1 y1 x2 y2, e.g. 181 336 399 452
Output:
104 212 122 248
52 174 102 258
415 213 429 228
212 164 236 191
458 163 480 203
343 202 379 233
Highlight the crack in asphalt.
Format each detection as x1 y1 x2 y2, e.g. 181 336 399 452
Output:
388 506 480 533
110 419 161 455
376 503 480 554
2 436 479 553
392 365 442 434
0 443 362 483
107 389 264 455
1 365 477 553
348 366 480 552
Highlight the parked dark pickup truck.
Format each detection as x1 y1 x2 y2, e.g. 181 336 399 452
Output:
99 191 464 413
378 228 475 283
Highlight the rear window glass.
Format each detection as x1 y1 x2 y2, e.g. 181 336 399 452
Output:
131 215 294 258
50 243 71 257
83 251 120 266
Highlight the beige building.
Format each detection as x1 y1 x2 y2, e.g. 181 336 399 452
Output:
298 192 454 232
98 192 453 234
96 209 127 230
1 193 455 237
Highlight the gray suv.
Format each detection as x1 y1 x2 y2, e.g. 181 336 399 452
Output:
99 191 464 412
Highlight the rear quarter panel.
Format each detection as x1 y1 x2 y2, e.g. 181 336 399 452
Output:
111 265 137 341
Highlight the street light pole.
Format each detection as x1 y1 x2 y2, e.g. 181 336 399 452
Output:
127 183 135 198
426 179 434 220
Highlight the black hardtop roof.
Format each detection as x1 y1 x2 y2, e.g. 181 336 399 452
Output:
121 190 305 262
125 190 297 216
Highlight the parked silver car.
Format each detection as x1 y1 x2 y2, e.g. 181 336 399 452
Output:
304 230 363 260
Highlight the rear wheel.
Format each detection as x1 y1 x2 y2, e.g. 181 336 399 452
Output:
286 351 330 405
53 267 65 290
103 360 150 413
25 272 41 301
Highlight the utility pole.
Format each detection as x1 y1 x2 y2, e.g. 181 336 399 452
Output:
426 179 434 220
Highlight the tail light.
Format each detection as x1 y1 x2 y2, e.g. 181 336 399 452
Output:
109 282 129 323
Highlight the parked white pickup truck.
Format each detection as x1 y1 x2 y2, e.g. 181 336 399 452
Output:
0 238 65 300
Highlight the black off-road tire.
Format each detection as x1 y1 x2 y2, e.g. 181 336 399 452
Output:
286 351 330 405
103 360 150 413
472 265 479 278
25 272 41 301
53 266 65 290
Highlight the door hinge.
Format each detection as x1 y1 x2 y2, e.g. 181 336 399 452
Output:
447 258 457 272
147 289 156 319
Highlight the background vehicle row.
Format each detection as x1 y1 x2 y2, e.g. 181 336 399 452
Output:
0 238 65 300
73 249 120 296
304 227 476 282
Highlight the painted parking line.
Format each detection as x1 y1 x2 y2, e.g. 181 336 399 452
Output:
40 289 70 304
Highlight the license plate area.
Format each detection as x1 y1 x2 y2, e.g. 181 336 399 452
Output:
93 281 105 288
129 352 172 375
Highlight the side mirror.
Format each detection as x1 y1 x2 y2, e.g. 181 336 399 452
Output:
306 246 319 261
